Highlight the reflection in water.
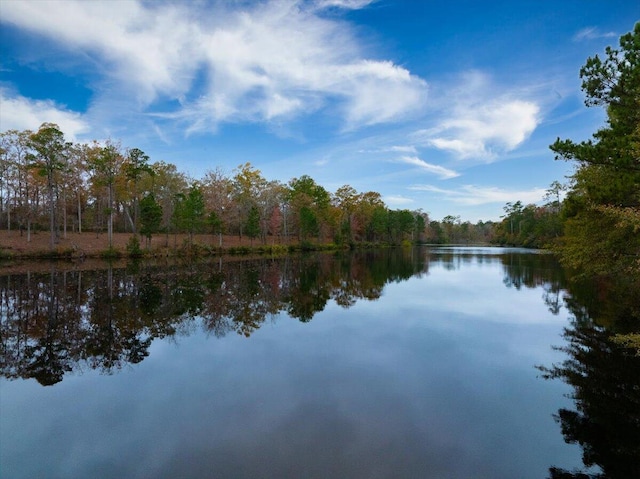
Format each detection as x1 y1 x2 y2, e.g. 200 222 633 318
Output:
1 248 570 386
539 273 640 479
2 249 433 385
3 248 638 478
4 246 624 479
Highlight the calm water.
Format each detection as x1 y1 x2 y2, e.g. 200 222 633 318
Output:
0 247 635 478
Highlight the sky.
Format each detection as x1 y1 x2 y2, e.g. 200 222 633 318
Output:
1 0 638 222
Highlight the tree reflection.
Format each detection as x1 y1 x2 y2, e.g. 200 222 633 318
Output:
1 248 427 385
540 275 640 479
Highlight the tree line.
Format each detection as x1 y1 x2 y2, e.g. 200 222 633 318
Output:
0 125 436 251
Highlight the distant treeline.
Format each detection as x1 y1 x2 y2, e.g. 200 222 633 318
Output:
0 124 448 251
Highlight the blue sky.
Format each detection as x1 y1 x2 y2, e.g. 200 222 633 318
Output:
1 0 638 222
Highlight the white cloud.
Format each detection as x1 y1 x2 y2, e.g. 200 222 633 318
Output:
418 99 540 160
314 0 377 9
397 155 459 179
339 60 427 128
411 71 541 161
573 27 616 42
388 145 418 154
1 0 427 133
384 195 414 207
0 89 89 141
410 184 547 206
1 1 200 104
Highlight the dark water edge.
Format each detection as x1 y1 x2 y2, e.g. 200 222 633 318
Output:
1 247 638 479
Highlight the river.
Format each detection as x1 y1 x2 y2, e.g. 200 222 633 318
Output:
1 247 638 478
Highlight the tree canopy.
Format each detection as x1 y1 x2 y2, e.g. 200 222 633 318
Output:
550 22 640 276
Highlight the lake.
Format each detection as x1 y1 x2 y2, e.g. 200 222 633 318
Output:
1 247 637 478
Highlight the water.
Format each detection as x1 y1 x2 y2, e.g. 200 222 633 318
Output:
0 247 628 478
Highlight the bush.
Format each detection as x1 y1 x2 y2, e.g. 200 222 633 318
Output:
100 247 122 260
126 235 143 257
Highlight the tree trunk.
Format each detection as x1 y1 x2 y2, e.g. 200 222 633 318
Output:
77 193 82 234
108 183 113 248
48 177 55 250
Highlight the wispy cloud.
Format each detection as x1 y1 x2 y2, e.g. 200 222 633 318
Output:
410 184 547 205
0 0 426 134
384 195 414 207
314 0 377 10
573 27 616 42
388 145 418 154
0 88 89 141
416 100 539 160
397 155 459 179
413 72 540 161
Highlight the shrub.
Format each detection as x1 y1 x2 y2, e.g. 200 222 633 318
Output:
126 235 143 257
100 247 122 260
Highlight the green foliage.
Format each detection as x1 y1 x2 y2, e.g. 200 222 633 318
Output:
550 23 640 275
228 246 251 255
27 123 69 249
245 205 260 242
126 235 143 257
139 193 163 244
612 333 640 355
207 210 223 235
100 247 122 260
174 184 206 242
299 206 319 239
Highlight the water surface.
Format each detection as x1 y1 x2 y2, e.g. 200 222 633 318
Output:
0 248 591 478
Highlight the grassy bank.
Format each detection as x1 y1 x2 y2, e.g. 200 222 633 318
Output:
0 230 393 261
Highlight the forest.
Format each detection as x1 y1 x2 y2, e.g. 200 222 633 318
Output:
0 125 437 254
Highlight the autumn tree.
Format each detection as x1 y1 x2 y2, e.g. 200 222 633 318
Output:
288 175 330 241
87 142 123 249
333 185 358 243
0 130 34 237
232 163 267 240
27 123 70 250
123 148 153 235
202 168 233 247
149 161 188 245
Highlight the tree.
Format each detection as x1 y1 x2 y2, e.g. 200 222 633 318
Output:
139 193 163 248
175 183 205 244
87 142 123 249
1 129 34 238
245 205 260 245
333 185 358 243
207 210 224 247
123 148 153 234
202 168 232 247
149 161 188 246
550 23 640 276
232 163 266 240
288 175 330 241
27 123 70 250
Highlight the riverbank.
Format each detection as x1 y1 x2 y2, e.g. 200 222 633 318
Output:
0 230 341 261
